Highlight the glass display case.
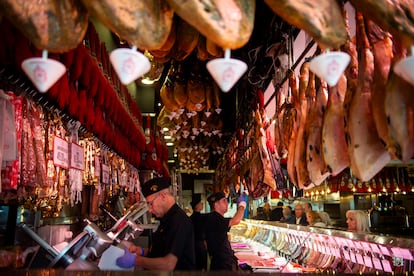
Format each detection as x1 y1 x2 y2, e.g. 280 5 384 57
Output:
230 219 414 273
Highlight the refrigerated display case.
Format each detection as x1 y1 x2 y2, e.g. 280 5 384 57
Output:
230 219 414 273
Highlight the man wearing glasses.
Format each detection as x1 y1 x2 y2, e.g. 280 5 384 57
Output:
116 177 195 271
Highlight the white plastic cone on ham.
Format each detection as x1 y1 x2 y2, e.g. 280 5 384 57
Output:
21 50 66 93
110 46 151 85
394 46 414 86
207 49 247 92
309 51 350 87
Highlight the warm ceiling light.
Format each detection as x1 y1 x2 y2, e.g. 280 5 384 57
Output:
164 135 171 140
141 78 155 85
166 142 174 146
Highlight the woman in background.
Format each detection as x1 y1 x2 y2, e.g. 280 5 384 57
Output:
346 210 370 232
306 210 326 227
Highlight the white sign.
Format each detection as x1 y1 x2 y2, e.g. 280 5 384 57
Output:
102 164 110 184
53 136 69 168
70 143 84 171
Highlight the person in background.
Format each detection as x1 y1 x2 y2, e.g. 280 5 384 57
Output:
318 211 332 226
263 201 271 220
280 206 295 224
346 209 370 232
294 203 309 226
116 177 195 271
253 207 267 220
306 210 326 227
303 202 312 213
204 191 247 271
270 201 284 221
190 193 207 271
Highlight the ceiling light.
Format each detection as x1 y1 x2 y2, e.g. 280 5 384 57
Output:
164 135 171 140
166 142 174 146
141 78 155 85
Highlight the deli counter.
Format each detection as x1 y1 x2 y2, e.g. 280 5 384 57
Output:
229 219 414 274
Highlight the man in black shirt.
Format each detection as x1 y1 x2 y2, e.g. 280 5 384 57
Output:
190 193 207 270
270 201 284 221
204 191 246 271
116 177 195 271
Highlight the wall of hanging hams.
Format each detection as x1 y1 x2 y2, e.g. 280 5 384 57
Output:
0 19 154 170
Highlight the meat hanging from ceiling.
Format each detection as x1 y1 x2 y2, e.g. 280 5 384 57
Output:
0 0 89 52
385 37 414 163
264 0 347 50
166 0 255 50
343 12 391 182
80 0 174 50
349 0 414 49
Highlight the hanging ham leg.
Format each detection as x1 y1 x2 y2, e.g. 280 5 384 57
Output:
322 74 349 176
366 20 394 146
294 62 313 189
166 0 255 50
321 0 349 172
0 0 88 52
286 71 300 186
264 0 347 50
348 0 414 48
385 73 414 163
306 81 330 187
81 0 173 50
344 13 390 181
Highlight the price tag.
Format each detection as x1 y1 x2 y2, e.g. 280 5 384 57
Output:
53 136 69 168
334 248 342 258
333 236 344 246
381 259 393 273
101 164 110 184
378 245 391 256
70 142 85 170
361 242 372 252
316 242 321 253
350 251 357 263
370 243 381 254
391 247 414 261
323 244 330 255
345 239 355 249
94 156 101 177
364 255 373 268
356 253 364 265
372 257 383 270
354 241 363 250
343 250 350 260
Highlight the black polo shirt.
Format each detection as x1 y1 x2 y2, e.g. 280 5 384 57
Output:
148 204 196 270
204 211 237 270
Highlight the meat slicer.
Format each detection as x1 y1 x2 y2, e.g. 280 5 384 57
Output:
20 200 156 270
